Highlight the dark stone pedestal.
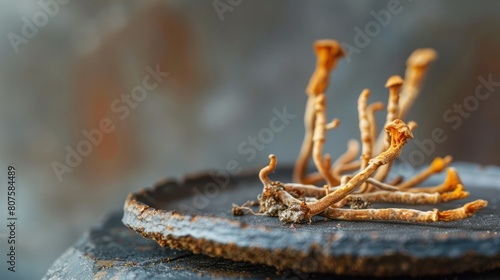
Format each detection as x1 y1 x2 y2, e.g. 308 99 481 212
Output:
44 212 500 280
43 212 281 280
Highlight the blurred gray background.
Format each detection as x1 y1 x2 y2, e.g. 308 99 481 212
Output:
0 0 499 279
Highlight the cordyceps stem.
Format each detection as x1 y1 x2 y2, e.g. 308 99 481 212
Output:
374 76 404 154
332 139 360 179
399 48 437 120
293 97 316 183
398 155 453 190
259 154 276 184
366 102 384 157
374 75 404 182
309 156 383 215
305 40 345 96
294 40 345 183
322 199 487 222
307 119 413 216
312 95 338 187
358 89 372 170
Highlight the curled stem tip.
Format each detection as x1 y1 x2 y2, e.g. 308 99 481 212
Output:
259 154 277 183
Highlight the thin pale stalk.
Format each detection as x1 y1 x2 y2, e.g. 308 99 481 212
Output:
358 89 372 170
322 199 486 222
399 48 437 119
374 76 404 182
312 95 338 187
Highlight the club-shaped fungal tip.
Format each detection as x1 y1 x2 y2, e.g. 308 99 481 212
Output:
385 119 413 142
314 39 346 60
407 48 438 68
385 75 404 88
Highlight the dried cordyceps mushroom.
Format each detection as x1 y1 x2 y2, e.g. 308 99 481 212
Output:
233 39 487 224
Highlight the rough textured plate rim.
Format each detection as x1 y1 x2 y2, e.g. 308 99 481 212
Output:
122 163 500 276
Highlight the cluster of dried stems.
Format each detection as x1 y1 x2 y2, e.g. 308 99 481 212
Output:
233 39 487 224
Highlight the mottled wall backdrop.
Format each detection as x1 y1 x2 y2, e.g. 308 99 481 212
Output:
0 1 499 279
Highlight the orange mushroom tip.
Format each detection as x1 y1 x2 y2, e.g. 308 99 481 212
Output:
385 75 404 88
407 48 438 68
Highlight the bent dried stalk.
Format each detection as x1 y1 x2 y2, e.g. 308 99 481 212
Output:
374 76 404 182
294 40 345 184
358 89 372 170
233 39 487 224
322 199 486 223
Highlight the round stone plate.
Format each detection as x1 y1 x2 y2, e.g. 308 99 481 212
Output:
122 163 500 276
